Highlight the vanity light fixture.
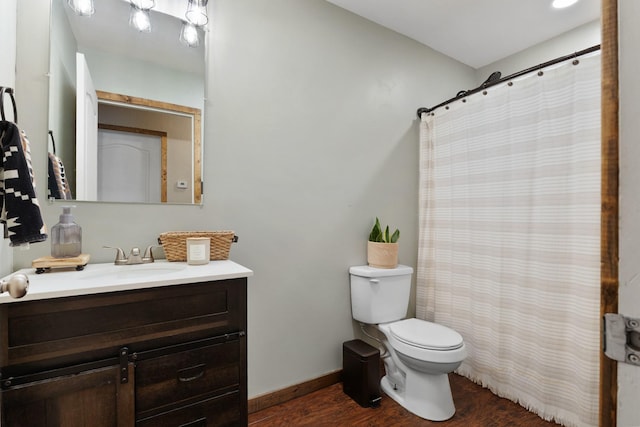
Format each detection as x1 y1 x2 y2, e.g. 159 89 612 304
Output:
180 22 200 47
130 0 155 10
67 0 94 16
186 0 209 27
67 0 208 47
130 5 152 32
552 0 579 8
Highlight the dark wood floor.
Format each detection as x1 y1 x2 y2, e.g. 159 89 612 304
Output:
249 373 559 426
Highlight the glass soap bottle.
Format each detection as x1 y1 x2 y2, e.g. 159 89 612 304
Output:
51 207 82 258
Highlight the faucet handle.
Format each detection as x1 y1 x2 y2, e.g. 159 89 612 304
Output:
142 245 157 263
103 246 126 265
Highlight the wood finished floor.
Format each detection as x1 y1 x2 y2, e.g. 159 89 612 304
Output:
249 374 559 426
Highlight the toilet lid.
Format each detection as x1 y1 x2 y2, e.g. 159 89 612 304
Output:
389 318 464 351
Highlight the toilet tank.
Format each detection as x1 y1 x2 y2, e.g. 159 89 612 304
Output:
349 265 413 324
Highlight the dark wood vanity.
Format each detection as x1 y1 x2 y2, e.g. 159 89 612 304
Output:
0 273 248 426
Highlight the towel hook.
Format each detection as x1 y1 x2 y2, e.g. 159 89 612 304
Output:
0 87 18 124
49 130 57 155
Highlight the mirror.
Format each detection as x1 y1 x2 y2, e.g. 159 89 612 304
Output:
48 0 205 204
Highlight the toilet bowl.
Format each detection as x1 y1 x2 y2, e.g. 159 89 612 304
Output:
377 318 466 421
349 265 467 421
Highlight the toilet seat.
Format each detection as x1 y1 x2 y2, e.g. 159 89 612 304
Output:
389 318 463 351
378 320 466 364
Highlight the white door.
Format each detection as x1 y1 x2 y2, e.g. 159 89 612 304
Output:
618 2 640 426
75 52 98 201
97 129 161 203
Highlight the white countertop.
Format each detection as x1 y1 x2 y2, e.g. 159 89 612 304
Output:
0 260 253 304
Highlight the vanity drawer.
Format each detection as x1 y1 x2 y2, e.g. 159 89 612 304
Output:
136 390 243 427
0 278 247 376
135 339 241 415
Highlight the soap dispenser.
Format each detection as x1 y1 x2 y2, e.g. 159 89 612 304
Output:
51 207 82 258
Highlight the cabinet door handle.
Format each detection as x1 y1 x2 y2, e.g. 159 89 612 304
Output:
177 364 206 382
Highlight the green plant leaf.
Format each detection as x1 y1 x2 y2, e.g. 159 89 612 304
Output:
369 217 382 242
368 217 399 243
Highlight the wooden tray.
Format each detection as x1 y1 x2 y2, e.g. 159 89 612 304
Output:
31 254 91 274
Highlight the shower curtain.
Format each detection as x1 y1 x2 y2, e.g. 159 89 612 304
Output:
417 51 601 427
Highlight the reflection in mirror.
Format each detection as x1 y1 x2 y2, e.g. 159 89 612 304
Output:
48 0 205 204
96 90 201 203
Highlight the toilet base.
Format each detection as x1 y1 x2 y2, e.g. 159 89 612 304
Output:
380 372 455 421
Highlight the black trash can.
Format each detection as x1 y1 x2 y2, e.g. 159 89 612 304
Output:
342 339 381 408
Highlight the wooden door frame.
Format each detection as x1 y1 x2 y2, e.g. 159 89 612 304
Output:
96 90 202 204
600 0 618 426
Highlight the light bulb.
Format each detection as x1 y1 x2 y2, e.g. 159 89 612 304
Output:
67 0 94 16
180 22 200 47
130 7 151 32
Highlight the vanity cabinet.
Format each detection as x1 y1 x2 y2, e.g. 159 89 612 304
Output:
0 277 247 426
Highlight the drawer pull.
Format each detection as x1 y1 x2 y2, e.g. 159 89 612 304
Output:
177 364 206 382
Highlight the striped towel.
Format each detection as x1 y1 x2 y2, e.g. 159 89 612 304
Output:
0 121 47 246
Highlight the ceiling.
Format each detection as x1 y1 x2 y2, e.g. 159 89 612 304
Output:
62 0 600 74
325 0 600 69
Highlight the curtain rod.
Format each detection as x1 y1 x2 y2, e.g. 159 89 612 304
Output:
416 44 601 118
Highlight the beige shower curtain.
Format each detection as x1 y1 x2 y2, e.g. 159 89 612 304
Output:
417 51 601 427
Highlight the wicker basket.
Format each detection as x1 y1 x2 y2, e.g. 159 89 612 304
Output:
158 231 237 262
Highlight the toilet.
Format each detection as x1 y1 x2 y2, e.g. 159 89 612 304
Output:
349 265 466 421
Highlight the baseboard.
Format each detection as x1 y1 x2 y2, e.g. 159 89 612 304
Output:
248 369 342 414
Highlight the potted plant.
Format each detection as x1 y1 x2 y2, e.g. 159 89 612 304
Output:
367 217 400 269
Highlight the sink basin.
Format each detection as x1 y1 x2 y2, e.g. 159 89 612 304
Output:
80 263 188 281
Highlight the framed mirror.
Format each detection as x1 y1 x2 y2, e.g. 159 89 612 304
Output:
48 0 206 204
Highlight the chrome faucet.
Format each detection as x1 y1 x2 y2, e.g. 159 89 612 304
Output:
104 246 156 265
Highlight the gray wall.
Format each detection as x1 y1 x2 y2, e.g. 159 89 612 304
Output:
14 0 475 398
618 0 640 424
0 0 16 87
